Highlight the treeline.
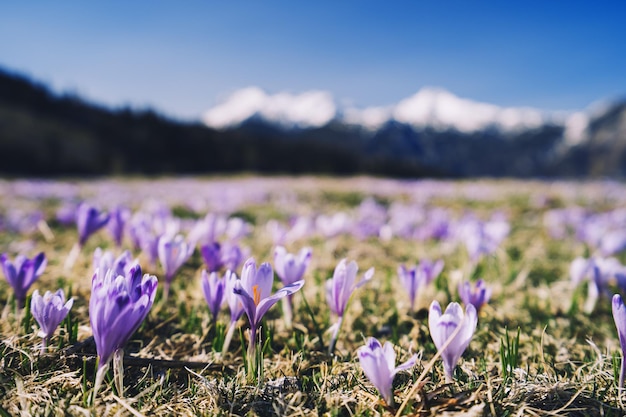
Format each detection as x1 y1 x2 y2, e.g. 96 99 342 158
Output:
0 68 437 178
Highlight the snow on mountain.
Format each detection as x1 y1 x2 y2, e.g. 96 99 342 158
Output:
202 86 593 138
342 106 393 130
391 87 547 132
202 87 336 129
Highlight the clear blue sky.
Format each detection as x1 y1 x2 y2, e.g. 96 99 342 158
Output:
1 1 625 120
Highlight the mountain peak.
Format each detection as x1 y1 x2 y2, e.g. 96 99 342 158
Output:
202 87 336 129
392 87 548 133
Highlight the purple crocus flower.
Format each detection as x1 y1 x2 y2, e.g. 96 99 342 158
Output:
274 246 312 286
201 270 225 325
325 259 374 354
56 201 78 226
221 270 244 354
570 256 624 313
138 229 160 268
200 241 243 273
397 264 424 313
418 259 445 286
0 252 47 308
200 242 223 272
612 294 626 390
158 234 192 298
357 337 417 406
30 289 73 351
187 213 227 247
107 206 131 247
429 301 477 381
458 279 491 312
234 258 304 367
90 262 157 399
274 246 312 326
76 203 110 247
397 259 443 312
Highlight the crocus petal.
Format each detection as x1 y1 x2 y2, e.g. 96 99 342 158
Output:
240 258 258 294
255 262 274 303
224 270 244 322
32 252 47 277
428 300 444 346
382 341 397 372
394 354 418 375
233 282 258 326
613 294 626 350
570 257 591 285
201 270 225 319
356 267 375 289
254 280 304 325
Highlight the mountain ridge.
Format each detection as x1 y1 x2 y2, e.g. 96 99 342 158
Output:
201 86 606 143
1 66 626 178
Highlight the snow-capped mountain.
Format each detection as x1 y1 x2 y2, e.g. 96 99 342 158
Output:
202 86 598 145
200 85 626 177
202 87 337 129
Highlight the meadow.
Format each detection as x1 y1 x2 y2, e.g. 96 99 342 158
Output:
0 176 625 416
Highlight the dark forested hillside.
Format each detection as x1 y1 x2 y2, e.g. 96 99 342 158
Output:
0 68 437 178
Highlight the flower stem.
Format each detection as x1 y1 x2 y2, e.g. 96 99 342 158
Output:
282 296 293 329
618 355 626 395
113 349 124 398
221 321 237 355
328 316 343 356
92 360 109 405
64 243 81 271
246 326 259 383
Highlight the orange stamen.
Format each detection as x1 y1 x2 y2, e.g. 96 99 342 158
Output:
253 285 261 305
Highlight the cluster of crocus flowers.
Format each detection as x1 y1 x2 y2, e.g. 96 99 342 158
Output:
273 246 312 327
234 258 304 380
357 337 417 407
458 279 491 313
31 289 73 351
0 252 47 308
429 301 477 381
326 259 374 354
90 261 158 400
